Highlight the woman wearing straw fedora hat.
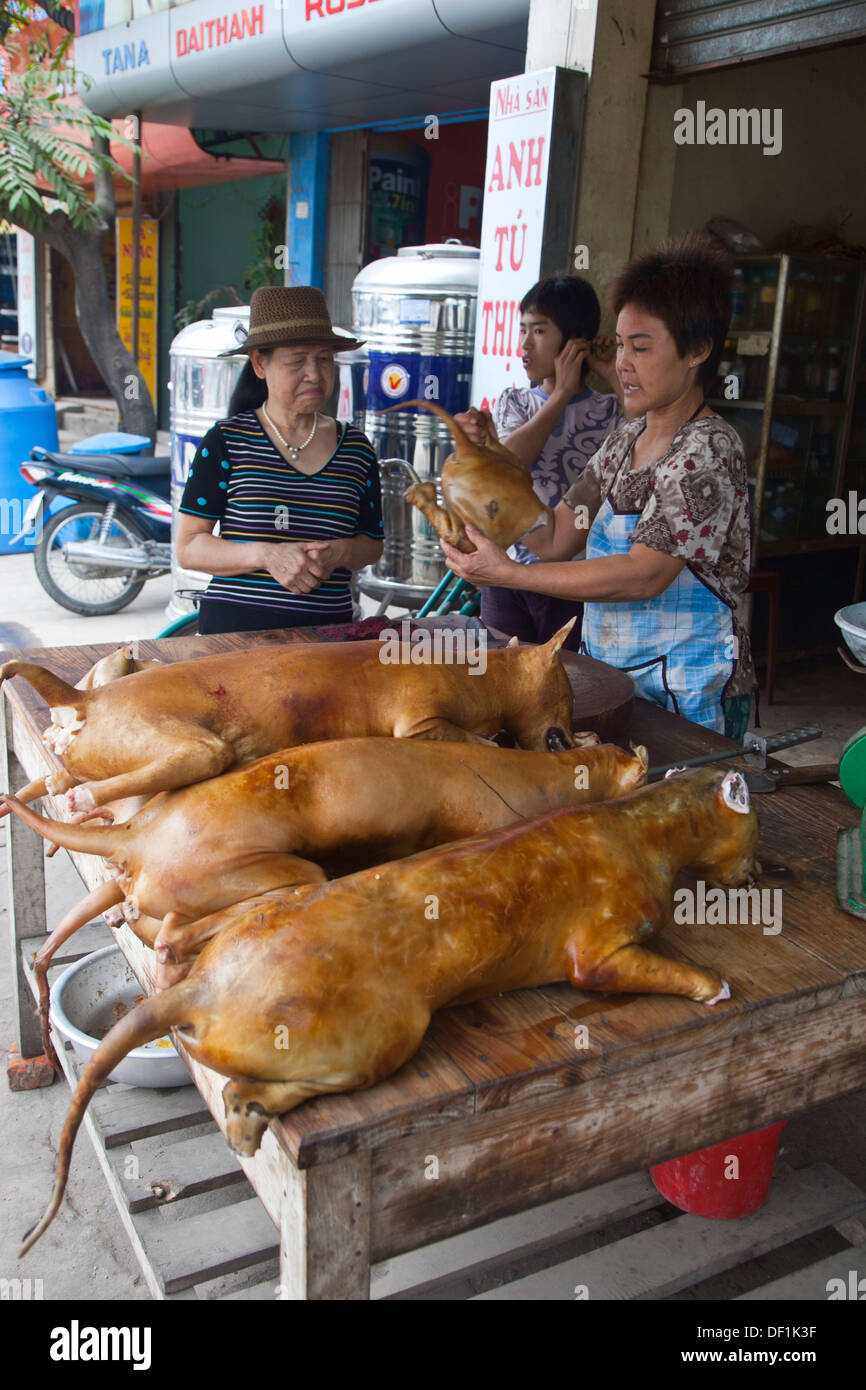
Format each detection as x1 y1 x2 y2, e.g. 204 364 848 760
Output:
175 286 384 634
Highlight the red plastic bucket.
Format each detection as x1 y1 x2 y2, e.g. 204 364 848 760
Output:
649 1120 787 1219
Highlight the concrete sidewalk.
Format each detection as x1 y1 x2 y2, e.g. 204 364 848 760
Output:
0 549 183 1298
0 551 174 656
0 820 151 1299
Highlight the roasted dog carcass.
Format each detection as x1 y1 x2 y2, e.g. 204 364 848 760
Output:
19 767 758 1256
1 645 159 817
0 621 577 815
386 399 550 553
2 736 646 1054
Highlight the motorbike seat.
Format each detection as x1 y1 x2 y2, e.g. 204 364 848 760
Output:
33 449 171 479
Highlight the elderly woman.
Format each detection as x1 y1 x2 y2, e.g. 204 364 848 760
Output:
444 236 754 736
176 286 384 634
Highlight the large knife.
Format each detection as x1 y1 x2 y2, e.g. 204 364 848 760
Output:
744 762 840 794
647 726 825 782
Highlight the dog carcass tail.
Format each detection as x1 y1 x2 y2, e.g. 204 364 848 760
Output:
19 979 200 1258
0 777 46 819
0 794 124 856
0 660 82 710
382 399 473 455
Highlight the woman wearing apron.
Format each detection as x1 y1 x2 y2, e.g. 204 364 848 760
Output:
442 236 755 737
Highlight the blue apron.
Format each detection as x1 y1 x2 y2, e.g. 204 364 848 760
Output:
582 495 735 731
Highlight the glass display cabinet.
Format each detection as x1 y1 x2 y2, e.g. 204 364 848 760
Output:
709 253 866 601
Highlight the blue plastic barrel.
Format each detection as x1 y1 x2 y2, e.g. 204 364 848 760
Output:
0 351 59 556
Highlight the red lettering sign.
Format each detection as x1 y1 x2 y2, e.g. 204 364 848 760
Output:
306 0 379 18
486 138 546 193
176 5 264 55
479 300 521 358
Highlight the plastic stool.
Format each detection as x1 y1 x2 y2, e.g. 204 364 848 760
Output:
748 569 780 704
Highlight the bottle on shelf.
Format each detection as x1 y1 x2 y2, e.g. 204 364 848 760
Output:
816 428 834 475
716 338 735 399
730 269 746 330
805 275 822 336
745 269 763 327
786 273 803 334
804 342 822 398
757 270 777 330
825 344 843 401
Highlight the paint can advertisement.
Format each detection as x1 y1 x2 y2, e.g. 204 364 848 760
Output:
366 144 430 262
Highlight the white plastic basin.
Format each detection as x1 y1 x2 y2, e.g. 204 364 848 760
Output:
835 602 866 665
50 944 192 1088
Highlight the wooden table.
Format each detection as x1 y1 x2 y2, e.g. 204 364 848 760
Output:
3 630 865 1300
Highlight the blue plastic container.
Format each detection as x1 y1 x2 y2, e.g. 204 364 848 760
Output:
0 351 59 555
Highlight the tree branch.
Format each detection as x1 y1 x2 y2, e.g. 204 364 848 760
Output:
40 205 77 257
91 132 117 223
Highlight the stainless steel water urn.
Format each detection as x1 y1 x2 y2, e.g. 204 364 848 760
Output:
167 306 249 617
352 242 479 604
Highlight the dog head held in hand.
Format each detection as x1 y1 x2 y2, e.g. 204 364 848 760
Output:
384 400 549 553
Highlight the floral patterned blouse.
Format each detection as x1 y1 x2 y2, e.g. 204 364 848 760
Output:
562 413 755 698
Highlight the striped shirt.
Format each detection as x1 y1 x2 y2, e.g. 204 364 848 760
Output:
179 411 384 621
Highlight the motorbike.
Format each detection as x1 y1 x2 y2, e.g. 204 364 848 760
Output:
13 444 173 616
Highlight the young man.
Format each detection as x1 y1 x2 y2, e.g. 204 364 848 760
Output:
460 274 621 649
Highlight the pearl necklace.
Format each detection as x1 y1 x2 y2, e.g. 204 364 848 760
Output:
262 402 319 462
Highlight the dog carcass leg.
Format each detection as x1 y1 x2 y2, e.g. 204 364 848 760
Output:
188 852 329 913
222 1077 337 1155
66 729 235 811
32 880 125 1066
0 770 77 820
396 716 496 745
403 483 460 544
153 856 328 972
573 941 730 1005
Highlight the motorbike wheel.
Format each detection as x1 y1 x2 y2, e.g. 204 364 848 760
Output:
34 503 149 616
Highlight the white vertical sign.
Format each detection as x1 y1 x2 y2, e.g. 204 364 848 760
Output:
471 67 557 415
16 231 38 378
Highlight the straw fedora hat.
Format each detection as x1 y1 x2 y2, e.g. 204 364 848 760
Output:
218 286 364 356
